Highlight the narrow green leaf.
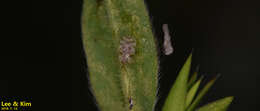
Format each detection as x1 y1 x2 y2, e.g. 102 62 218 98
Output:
186 75 219 111
187 72 198 89
187 66 199 89
186 77 203 108
196 96 234 111
162 54 192 111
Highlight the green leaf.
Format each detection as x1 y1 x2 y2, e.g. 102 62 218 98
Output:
186 77 203 108
82 0 158 111
162 54 192 111
186 75 219 111
196 96 234 111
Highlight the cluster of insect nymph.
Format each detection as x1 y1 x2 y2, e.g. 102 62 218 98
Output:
119 36 136 64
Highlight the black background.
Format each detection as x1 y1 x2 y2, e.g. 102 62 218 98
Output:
8 0 259 111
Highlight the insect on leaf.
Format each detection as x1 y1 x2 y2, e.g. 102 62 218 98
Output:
81 0 158 111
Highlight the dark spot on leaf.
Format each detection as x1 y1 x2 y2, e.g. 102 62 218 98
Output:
129 97 133 110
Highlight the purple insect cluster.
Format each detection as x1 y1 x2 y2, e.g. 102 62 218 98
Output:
119 37 136 64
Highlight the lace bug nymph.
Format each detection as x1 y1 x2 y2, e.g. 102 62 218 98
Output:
119 36 136 64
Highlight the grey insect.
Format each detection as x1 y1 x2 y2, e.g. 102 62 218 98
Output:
162 24 174 55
